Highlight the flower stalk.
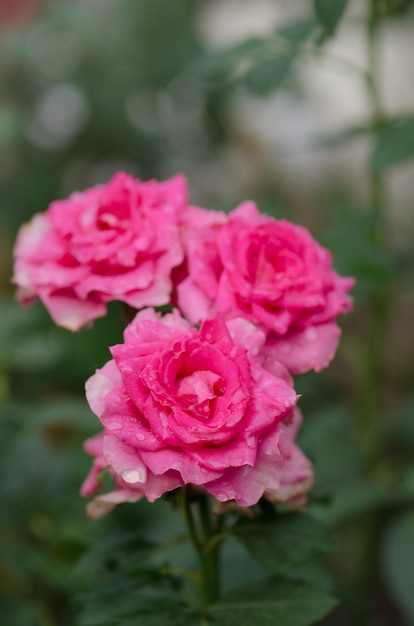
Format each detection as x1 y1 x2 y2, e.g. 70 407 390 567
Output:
358 0 390 463
181 488 220 605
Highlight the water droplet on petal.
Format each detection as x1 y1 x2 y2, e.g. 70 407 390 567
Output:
121 468 144 484
106 419 122 430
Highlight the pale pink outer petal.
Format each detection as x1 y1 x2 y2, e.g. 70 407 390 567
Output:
204 408 312 507
80 433 107 497
230 200 261 222
264 322 342 374
80 429 183 517
176 277 214 323
13 213 51 261
13 213 51 303
39 291 107 331
181 205 227 229
204 426 286 506
85 360 122 417
175 205 227 322
264 410 314 509
103 433 147 484
142 471 184 503
87 489 143 520
139 446 224 485
225 317 266 360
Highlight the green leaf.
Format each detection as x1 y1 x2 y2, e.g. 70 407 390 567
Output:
382 511 414 621
372 118 414 172
209 577 337 626
75 532 158 576
194 38 264 82
233 513 333 575
76 580 198 626
244 53 295 96
277 18 318 44
314 0 350 34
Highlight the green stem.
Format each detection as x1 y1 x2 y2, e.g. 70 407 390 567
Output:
367 1 382 125
180 489 220 606
199 495 220 604
357 0 389 463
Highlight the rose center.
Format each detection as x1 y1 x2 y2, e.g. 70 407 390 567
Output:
96 202 131 231
175 370 225 419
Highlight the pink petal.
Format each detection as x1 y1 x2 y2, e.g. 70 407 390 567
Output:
264 322 341 374
103 433 147 484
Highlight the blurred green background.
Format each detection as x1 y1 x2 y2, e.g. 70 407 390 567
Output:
1 1 414 624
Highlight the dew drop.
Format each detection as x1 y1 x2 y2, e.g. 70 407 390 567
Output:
106 419 122 430
121 468 144 484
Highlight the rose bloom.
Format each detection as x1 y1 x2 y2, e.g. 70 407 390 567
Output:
176 202 354 374
13 172 186 331
81 308 313 518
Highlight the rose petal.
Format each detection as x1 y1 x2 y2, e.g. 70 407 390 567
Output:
264 322 342 374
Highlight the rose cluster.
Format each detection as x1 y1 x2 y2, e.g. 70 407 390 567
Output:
13 172 354 518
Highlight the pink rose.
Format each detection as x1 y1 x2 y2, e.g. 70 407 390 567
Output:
81 308 310 514
176 201 354 373
13 172 186 331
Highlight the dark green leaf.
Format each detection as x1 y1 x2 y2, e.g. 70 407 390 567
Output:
372 118 414 172
278 18 318 44
382 511 414 621
244 53 295 96
75 532 158 576
315 124 372 148
194 38 264 81
314 0 350 33
233 513 333 575
76 580 197 626
209 577 337 626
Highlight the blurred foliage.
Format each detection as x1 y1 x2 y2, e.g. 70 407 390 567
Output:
1 0 414 625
